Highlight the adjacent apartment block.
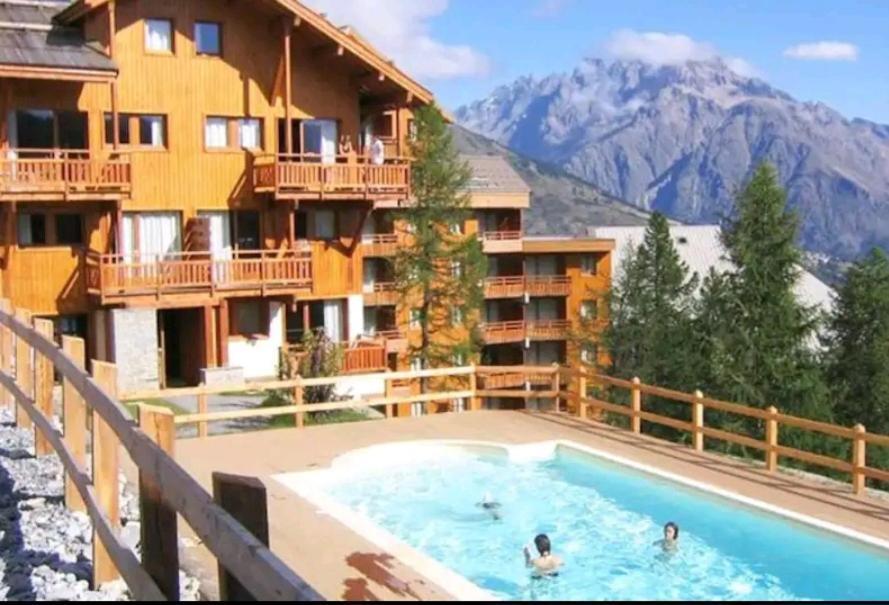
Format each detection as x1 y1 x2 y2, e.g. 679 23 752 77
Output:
0 0 612 407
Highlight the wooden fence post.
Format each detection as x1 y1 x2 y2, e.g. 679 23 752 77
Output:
384 373 394 418
852 424 867 496
469 365 480 412
765 406 778 472
33 318 54 457
631 377 641 434
578 370 588 420
0 299 11 409
213 472 269 601
62 336 87 513
91 361 121 586
692 390 704 452
197 390 208 438
14 309 32 429
294 376 304 428
138 404 179 600
551 363 560 412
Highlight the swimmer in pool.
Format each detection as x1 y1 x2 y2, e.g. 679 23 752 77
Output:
477 492 502 520
523 534 563 577
654 521 680 552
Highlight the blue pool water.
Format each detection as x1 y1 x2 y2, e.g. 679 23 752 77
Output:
321 444 889 601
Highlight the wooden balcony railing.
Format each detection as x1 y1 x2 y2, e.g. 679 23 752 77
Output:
480 230 523 253
485 275 571 298
481 320 527 344
0 149 132 200
527 319 571 341
361 233 399 257
85 249 312 303
363 281 398 306
282 339 387 376
254 153 411 201
370 328 408 354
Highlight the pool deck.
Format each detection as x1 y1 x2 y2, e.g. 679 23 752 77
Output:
172 411 889 601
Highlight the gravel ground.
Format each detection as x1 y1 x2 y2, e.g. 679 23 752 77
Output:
0 408 201 601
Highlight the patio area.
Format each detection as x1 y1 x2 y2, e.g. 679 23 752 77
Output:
169 410 889 601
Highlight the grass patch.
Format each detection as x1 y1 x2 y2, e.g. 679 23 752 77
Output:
124 398 189 420
217 389 266 398
258 392 376 428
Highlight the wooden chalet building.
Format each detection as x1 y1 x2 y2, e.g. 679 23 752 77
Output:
0 0 612 405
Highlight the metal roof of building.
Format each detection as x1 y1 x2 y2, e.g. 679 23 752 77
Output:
0 0 116 73
462 155 531 195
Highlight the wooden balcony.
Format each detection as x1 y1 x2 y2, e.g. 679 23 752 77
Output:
481 320 526 344
85 249 312 305
363 282 398 306
361 234 398 257
525 275 571 297
253 153 411 201
526 319 571 341
372 329 408 354
0 149 132 201
282 339 387 375
484 275 571 298
480 231 523 254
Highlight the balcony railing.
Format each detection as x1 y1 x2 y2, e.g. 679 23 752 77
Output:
85 249 312 303
282 339 388 375
361 233 399 257
368 328 408 354
253 153 411 201
0 149 132 200
363 281 398 306
485 275 571 298
482 319 571 344
479 230 523 253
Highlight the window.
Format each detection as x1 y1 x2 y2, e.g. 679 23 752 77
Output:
194 21 221 56
581 344 598 364
581 255 598 276
205 117 229 149
453 352 465 366
580 300 599 320
233 211 260 249
410 309 421 329
17 214 46 246
230 300 268 338
410 358 422 372
238 119 262 149
451 261 462 278
55 315 87 340
314 210 336 240
452 398 466 413
145 19 173 53
139 115 166 147
451 307 463 325
57 112 88 149
13 110 88 150
55 215 84 246
450 221 463 235
104 113 131 145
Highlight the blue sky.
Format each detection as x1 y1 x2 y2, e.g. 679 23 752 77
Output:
306 0 889 123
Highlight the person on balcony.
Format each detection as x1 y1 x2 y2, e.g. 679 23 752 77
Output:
370 135 385 166
338 134 355 162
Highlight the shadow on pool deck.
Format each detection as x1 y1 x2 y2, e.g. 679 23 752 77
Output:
169 410 889 600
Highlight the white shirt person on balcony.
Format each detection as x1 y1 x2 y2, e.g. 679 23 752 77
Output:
369 136 385 165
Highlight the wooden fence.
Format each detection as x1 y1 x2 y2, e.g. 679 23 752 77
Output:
0 301 322 601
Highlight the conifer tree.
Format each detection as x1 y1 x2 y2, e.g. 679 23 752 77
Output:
392 106 487 392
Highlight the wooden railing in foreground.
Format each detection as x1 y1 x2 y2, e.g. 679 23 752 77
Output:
0 301 322 601
559 365 889 496
123 362 889 497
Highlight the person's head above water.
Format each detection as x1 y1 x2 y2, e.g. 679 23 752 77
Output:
664 522 679 541
534 534 552 556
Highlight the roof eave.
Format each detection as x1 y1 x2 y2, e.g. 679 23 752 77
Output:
0 63 117 83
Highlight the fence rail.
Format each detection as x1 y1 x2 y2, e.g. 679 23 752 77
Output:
0 149 132 198
0 301 322 601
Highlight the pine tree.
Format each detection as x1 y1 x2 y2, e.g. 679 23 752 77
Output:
393 106 487 392
698 163 829 455
824 248 889 434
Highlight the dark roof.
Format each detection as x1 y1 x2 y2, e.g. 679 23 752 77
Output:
0 0 116 73
462 155 531 194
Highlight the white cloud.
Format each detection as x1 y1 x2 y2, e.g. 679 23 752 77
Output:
783 41 859 61
301 0 490 80
604 29 757 77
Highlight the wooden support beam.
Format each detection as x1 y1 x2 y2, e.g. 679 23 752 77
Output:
765 406 778 472
352 71 385 87
631 377 641 434
852 424 867 496
311 42 344 58
33 318 54 457
91 361 121 586
14 309 32 429
692 390 704 452
283 20 293 155
137 404 179 600
62 336 87 513
213 473 270 601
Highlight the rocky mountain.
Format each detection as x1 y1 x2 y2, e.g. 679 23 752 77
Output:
452 125 650 235
456 58 889 260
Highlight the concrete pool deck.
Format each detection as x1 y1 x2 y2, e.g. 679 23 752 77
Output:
171 411 889 601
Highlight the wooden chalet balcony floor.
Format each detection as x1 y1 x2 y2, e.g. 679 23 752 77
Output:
253 153 411 201
86 250 312 305
363 282 398 306
482 319 572 344
360 234 399 257
0 149 132 201
485 275 571 298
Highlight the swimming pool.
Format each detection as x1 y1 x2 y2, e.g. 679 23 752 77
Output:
276 441 889 601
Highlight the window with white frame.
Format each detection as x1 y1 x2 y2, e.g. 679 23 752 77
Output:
194 21 221 56
452 398 466 413
410 309 421 329
145 19 173 53
581 344 598 364
138 115 166 147
450 221 463 235
580 299 599 320
205 117 229 149
581 255 598 276
238 118 262 149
